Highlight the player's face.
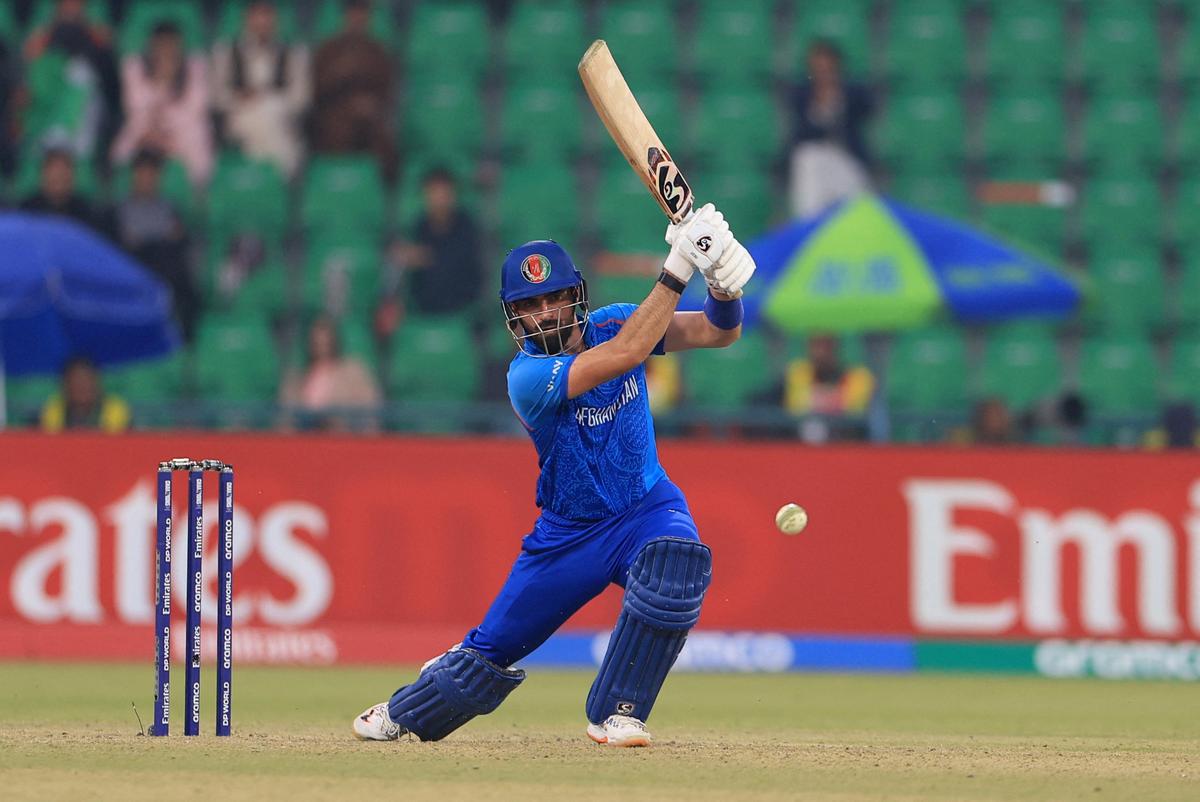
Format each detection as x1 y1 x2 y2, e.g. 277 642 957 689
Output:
511 287 581 355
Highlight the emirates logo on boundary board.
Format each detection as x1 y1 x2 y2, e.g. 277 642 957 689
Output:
521 254 551 284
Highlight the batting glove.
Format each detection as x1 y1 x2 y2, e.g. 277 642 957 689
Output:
663 203 731 285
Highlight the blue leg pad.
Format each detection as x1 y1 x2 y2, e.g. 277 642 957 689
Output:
388 647 525 741
586 537 712 724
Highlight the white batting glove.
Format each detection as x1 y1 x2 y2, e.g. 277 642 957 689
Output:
701 237 756 298
662 203 731 284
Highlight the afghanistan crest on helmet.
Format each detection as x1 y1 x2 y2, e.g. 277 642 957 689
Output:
520 253 551 284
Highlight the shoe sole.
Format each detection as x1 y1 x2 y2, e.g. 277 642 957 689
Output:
587 725 650 748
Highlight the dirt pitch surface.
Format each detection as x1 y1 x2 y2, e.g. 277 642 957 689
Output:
1 662 1196 801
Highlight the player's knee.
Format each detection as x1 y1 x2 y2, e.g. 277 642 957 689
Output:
388 647 525 741
626 537 712 630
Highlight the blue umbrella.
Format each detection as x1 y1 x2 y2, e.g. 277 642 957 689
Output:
0 213 180 421
683 195 1081 332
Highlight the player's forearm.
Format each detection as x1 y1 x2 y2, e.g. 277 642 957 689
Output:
612 281 682 362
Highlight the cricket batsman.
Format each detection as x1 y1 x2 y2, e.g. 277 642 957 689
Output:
354 203 755 747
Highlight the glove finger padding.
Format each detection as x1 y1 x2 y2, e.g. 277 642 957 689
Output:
707 241 756 296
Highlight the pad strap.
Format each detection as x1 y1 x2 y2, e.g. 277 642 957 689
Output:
388 647 525 741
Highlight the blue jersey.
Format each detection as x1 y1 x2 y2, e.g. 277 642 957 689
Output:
507 303 667 522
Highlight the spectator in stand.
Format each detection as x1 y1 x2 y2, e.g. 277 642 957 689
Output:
111 21 213 187
39 355 131 433
788 40 873 218
967 396 1016 445
783 333 874 416
311 0 396 182
211 0 310 178
19 146 103 231
280 315 381 431
112 148 198 341
386 167 484 319
23 0 121 158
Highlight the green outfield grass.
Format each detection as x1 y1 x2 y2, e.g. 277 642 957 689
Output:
0 662 1196 801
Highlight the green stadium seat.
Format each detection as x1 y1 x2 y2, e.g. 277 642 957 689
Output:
789 0 873 75
215 0 300 42
23 53 97 156
119 0 205 53
302 238 382 315
589 274 651 308
1177 13 1200 83
340 315 382 374
1174 250 1200 328
193 312 280 402
978 323 1062 409
388 314 481 402
497 163 578 251
404 81 485 162
599 1 678 83
1171 180 1200 250
1086 248 1165 333
105 353 187 404
1077 2 1160 90
596 165 668 253
311 0 396 45
503 0 588 84
500 84 583 160
985 1 1066 86
299 156 386 241
690 169 774 239
875 89 966 170
691 0 775 84
0 3 19 40
683 330 773 411
1166 336 1200 404
111 157 195 222
979 204 1065 259
887 326 969 413
206 152 288 242
890 174 972 220
1175 95 1200 166
4 374 59 426
884 0 968 86
982 91 1066 172
1080 178 1162 248
1082 96 1164 172
1078 334 1159 416
688 87 779 168
406 2 491 83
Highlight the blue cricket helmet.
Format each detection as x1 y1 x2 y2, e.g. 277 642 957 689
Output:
499 240 590 355
499 240 585 303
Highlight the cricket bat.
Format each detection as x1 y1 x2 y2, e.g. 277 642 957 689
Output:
578 40 695 225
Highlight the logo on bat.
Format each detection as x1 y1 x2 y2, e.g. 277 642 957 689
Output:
647 147 691 217
520 254 552 284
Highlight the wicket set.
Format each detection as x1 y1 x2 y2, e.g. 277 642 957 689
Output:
152 458 234 737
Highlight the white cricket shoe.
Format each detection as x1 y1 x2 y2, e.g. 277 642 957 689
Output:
586 715 652 747
353 702 405 741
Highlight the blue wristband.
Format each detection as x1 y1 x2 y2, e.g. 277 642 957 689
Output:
703 290 744 330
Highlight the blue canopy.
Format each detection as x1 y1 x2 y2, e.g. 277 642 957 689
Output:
683 195 1081 333
0 213 180 376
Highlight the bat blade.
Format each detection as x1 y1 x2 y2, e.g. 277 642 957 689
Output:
578 39 694 224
